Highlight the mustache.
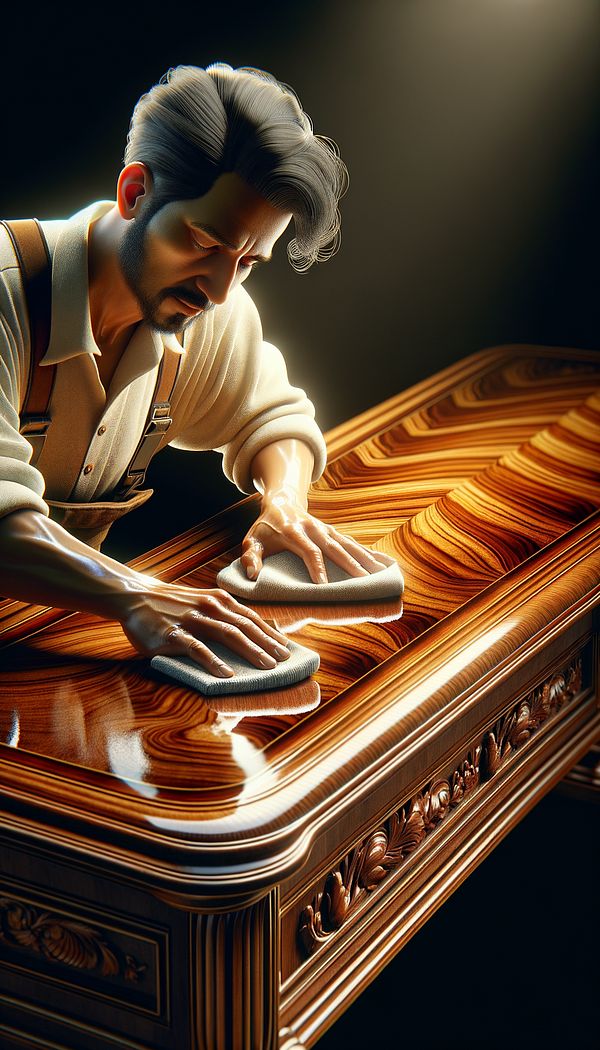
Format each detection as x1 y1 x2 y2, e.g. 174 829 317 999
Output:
163 287 215 312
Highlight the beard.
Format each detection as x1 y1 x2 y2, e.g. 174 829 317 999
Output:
118 203 215 334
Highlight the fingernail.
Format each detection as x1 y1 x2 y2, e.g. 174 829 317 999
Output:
274 644 290 660
215 662 234 678
258 653 277 669
318 573 328 584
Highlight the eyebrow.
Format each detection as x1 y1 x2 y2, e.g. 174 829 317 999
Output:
190 222 272 264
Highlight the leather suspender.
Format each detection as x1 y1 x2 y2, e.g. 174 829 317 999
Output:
1 218 182 492
1 219 54 467
117 346 181 496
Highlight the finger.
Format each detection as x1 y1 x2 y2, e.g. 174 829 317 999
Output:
318 538 370 578
338 538 390 571
240 536 264 581
162 626 234 677
284 529 329 584
297 520 368 578
181 614 285 670
306 523 390 575
182 606 290 662
204 591 290 647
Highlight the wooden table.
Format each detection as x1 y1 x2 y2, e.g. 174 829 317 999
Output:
0 345 599 1050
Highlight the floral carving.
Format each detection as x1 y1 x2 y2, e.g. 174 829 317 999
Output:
299 749 481 955
299 654 584 957
0 896 146 982
482 659 582 778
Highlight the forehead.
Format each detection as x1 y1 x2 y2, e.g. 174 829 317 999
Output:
172 172 292 249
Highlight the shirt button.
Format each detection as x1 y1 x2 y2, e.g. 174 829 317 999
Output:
83 464 94 475
97 425 107 436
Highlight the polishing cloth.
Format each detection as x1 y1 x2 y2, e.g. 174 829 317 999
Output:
151 638 319 697
217 550 404 602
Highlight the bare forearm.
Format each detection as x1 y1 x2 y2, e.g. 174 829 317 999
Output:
0 509 291 674
0 509 145 618
243 438 389 583
251 438 315 509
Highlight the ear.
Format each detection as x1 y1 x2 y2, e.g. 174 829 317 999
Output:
117 162 154 220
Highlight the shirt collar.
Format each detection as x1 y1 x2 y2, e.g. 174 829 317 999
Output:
43 200 183 367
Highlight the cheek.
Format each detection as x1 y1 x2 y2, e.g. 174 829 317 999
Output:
142 238 187 287
146 229 197 281
149 207 192 249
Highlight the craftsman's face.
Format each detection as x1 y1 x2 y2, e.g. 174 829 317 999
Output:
118 172 292 334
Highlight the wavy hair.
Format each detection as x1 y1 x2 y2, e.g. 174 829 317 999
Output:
124 63 348 272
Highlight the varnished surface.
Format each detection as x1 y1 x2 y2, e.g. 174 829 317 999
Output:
0 345 599 891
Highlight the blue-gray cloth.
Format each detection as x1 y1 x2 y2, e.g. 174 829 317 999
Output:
216 550 404 602
151 638 319 697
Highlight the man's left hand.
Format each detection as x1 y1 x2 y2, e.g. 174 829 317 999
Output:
241 494 389 583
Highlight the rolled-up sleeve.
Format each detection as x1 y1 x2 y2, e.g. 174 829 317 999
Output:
170 286 327 493
0 273 49 520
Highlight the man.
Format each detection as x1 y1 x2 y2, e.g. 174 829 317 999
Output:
0 63 385 678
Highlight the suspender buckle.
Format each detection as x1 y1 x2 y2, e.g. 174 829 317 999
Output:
20 414 52 438
20 413 52 465
144 401 173 434
119 402 174 495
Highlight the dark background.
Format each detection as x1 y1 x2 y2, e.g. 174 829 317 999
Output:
2 2 598 1046
3 0 599 557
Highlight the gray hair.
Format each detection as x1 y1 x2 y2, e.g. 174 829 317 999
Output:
124 63 348 273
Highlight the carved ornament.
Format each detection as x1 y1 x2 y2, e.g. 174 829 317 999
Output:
299 751 480 954
0 895 147 982
299 656 582 956
482 660 582 778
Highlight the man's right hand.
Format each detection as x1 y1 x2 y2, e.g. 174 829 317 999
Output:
120 580 290 677
0 510 290 677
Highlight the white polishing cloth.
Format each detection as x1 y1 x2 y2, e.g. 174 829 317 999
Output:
217 550 404 602
151 639 319 696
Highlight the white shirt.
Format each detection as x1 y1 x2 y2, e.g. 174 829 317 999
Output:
0 201 326 519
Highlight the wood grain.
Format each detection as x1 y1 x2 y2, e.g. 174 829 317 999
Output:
0 345 598 896
1 345 599 1050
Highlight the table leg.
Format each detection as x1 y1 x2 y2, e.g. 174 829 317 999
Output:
191 887 280 1050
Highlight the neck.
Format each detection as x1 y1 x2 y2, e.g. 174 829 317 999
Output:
87 208 143 353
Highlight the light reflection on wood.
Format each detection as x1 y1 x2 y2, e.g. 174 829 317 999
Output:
0 347 599 800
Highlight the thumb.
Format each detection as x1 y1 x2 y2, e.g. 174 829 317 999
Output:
241 537 264 580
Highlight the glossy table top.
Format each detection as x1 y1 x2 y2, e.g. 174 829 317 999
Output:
1 346 599 892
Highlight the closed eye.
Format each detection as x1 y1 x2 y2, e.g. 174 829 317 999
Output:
191 235 213 254
239 258 262 271
191 232 264 273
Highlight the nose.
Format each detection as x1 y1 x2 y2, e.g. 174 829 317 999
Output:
196 254 240 306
